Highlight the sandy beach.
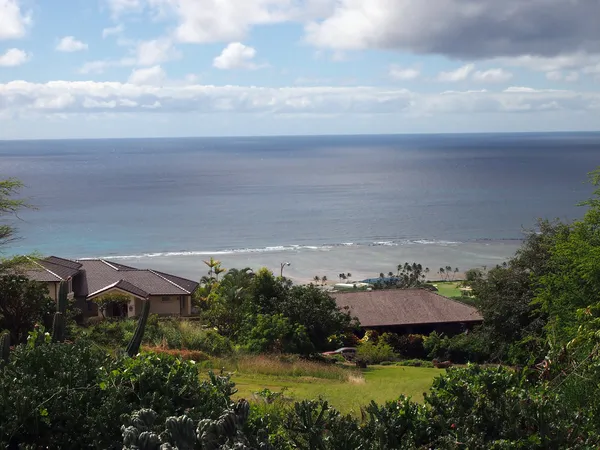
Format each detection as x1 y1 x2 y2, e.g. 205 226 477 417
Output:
116 240 522 284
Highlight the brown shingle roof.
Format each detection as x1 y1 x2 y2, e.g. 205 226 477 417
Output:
77 259 198 298
24 257 81 282
333 289 482 327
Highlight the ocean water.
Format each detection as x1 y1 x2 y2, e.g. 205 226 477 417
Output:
1 133 598 281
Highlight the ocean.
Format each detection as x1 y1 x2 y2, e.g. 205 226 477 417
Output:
1 133 598 282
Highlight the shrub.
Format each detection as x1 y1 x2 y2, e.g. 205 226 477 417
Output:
381 332 427 359
424 331 491 363
425 365 600 448
0 339 237 449
356 341 397 364
396 359 434 368
241 313 314 355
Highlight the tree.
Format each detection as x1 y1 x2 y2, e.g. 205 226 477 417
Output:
445 266 452 281
438 268 445 280
321 276 328 286
93 293 130 318
453 267 459 280
346 273 352 281
0 275 55 342
0 179 34 274
535 169 600 343
468 219 569 362
314 275 321 285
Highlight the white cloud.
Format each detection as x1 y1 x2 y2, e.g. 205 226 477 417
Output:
213 42 262 70
0 48 29 66
437 64 474 82
127 65 166 85
472 68 513 83
304 0 600 59
102 24 124 38
1 80 598 119
0 0 31 40
79 58 136 74
389 65 420 81
56 36 88 52
148 0 299 43
546 70 581 82
546 71 563 81
106 0 143 16
79 38 178 74
135 38 179 66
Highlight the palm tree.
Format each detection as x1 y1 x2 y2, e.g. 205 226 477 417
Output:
321 275 328 286
214 265 226 281
379 272 385 279
439 267 445 280
388 271 394 278
346 272 352 281
453 267 459 280
203 257 221 277
445 266 452 281
314 275 320 285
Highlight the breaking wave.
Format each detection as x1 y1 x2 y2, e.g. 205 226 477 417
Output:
82 239 474 260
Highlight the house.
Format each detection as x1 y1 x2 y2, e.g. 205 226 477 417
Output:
333 288 483 335
24 256 198 318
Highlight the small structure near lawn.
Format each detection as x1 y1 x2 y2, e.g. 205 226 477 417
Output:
333 288 482 335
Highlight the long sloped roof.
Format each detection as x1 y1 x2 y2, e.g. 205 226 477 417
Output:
333 289 482 327
76 259 199 298
24 257 82 282
25 256 199 299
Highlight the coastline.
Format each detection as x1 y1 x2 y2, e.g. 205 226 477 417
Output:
106 240 522 284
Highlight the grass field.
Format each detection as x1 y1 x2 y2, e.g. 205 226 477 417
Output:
230 365 441 414
431 281 463 297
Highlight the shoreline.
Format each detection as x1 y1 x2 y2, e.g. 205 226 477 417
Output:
111 240 522 284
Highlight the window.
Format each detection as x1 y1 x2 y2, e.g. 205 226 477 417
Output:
161 296 171 302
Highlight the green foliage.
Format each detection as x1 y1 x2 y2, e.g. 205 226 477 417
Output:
242 313 314 355
356 340 397 364
380 333 427 359
425 365 599 448
0 178 31 256
0 338 241 449
424 331 491 364
93 292 130 318
0 331 9 363
126 298 150 357
396 359 434 368
201 267 354 353
0 274 55 343
51 312 66 343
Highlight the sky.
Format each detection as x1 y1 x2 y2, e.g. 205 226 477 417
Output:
1 0 600 139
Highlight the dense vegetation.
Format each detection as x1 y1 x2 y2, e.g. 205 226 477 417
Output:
1 168 600 448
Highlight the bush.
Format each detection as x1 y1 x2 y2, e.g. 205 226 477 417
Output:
396 359 434 368
356 341 397 364
381 332 427 359
241 313 314 355
76 317 234 356
424 331 491 363
0 339 237 449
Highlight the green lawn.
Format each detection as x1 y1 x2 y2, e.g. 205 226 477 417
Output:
431 281 463 297
231 365 441 414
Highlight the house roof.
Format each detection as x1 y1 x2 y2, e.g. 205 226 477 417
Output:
25 256 199 299
24 257 82 282
76 259 199 299
333 289 483 328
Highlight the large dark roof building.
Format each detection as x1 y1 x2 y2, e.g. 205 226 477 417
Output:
25 256 199 318
333 289 482 335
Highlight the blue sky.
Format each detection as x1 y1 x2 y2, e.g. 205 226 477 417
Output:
1 0 600 139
